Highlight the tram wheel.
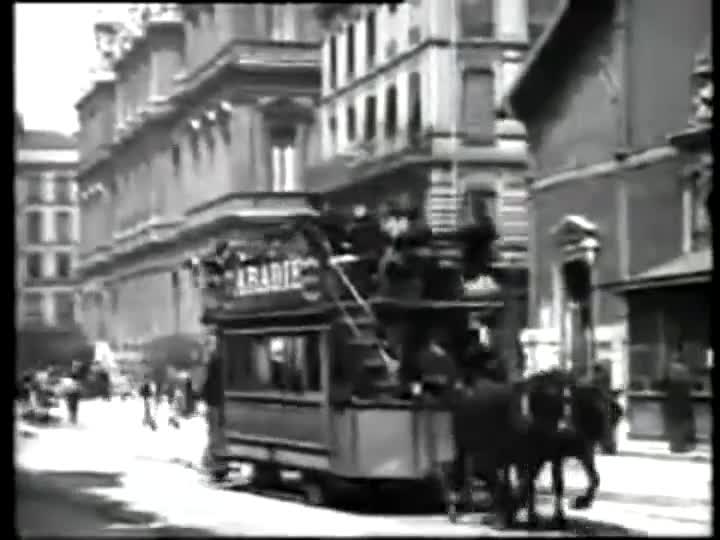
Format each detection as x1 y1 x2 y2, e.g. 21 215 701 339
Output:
211 469 229 483
302 481 326 506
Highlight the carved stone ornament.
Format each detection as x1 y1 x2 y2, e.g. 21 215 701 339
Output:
690 37 713 128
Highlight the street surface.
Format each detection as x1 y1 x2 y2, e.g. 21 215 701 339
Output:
16 398 713 537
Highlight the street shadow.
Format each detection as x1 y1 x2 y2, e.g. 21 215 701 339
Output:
15 469 215 537
331 483 645 536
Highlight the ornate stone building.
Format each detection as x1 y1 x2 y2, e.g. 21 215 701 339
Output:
506 0 712 443
304 0 561 371
75 4 323 349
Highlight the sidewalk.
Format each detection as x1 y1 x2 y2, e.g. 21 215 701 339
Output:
617 438 712 463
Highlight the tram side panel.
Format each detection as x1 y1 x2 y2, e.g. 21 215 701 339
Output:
329 406 454 480
327 323 454 481
220 331 332 472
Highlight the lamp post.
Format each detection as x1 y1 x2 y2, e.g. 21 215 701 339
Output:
553 216 601 376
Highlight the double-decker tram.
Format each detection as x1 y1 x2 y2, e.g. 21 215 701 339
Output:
185 204 503 505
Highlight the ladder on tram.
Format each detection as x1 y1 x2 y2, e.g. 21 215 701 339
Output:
296 215 399 393
327 254 400 380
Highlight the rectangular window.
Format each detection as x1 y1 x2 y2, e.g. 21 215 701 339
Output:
55 211 73 243
366 10 376 67
329 115 338 152
53 176 74 203
271 144 296 192
329 36 338 89
364 95 376 142
408 72 422 140
385 38 397 59
459 0 495 38
408 25 421 45
384 85 398 139
26 176 44 203
346 23 356 78
26 211 43 244
22 292 45 324
26 252 43 279
54 292 75 325
225 335 254 391
223 334 324 394
172 144 181 177
461 70 495 142
55 252 72 278
346 105 357 142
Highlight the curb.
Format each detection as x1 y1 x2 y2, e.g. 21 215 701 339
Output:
615 449 711 463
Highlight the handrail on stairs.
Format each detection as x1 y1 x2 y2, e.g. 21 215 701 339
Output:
327 253 399 375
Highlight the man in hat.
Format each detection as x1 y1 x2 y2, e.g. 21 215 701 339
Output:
201 330 229 481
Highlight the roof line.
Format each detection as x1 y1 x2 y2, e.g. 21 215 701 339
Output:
502 0 571 116
600 271 711 294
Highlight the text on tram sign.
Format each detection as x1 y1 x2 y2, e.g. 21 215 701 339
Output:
232 258 309 296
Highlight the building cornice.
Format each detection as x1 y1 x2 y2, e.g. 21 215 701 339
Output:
320 37 524 106
528 146 678 193
17 149 79 165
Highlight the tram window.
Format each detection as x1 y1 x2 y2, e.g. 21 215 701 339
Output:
224 335 254 391
240 334 324 394
299 334 322 392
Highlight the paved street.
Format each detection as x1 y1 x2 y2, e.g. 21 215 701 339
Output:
16 399 713 537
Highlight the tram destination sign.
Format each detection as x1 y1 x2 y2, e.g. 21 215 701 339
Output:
232 258 306 297
213 256 325 314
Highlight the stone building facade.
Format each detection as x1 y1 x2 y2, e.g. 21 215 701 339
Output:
303 0 561 371
506 0 712 441
75 4 323 349
15 129 80 329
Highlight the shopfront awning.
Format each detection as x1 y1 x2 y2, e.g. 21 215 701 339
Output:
601 249 712 294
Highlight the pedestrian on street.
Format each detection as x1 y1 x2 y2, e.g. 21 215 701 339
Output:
201 332 229 482
139 376 157 431
168 382 184 429
663 344 696 453
62 373 82 425
183 372 196 417
592 360 619 454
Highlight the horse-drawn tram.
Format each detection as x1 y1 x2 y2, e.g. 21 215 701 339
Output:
187 204 504 505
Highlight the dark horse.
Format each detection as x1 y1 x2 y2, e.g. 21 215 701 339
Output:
442 364 623 528
515 368 624 527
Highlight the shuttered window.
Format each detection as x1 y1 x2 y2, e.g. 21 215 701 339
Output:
346 23 356 77
366 10 376 67
364 95 377 142
329 36 338 89
408 72 422 141
347 105 357 142
461 70 495 142
384 85 398 138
